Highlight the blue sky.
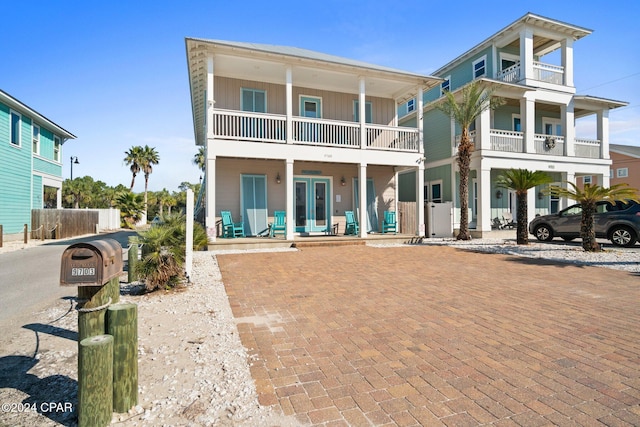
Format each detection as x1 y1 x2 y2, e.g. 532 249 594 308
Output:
3 1 639 192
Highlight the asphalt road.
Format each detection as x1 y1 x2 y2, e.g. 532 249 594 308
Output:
0 231 136 330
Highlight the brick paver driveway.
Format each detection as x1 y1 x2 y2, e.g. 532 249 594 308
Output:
218 245 640 426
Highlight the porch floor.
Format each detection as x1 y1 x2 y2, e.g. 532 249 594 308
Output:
208 232 421 251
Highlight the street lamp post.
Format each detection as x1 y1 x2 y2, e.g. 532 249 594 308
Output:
70 156 79 180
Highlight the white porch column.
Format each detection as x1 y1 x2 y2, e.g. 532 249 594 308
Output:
417 163 425 237
477 168 492 232
562 100 575 156
527 187 536 229
206 56 215 139
601 172 610 188
477 105 491 151
205 153 216 241
417 86 424 156
597 109 610 160
520 27 534 81
560 172 575 210
358 163 367 238
285 159 294 240
286 67 293 144
56 187 62 209
359 77 366 150
521 95 535 153
561 37 574 87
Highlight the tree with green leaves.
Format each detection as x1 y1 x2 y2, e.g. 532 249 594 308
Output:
139 145 160 215
124 146 144 191
63 177 94 208
193 146 206 172
547 182 639 251
496 169 553 245
437 81 504 240
115 191 144 228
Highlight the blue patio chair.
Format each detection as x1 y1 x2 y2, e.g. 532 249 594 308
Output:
221 211 244 238
382 210 397 234
269 211 286 238
344 210 359 235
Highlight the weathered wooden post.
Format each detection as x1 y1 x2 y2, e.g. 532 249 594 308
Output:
107 303 138 412
78 334 113 427
23 224 28 244
127 238 138 283
0 224 3 248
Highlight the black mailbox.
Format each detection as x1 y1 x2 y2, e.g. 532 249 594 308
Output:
60 238 123 286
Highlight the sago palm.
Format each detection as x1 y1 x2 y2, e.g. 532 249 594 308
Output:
547 182 639 251
437 81 504 240
496 169 552 245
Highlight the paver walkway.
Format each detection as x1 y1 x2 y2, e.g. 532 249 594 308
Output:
218 245 640 426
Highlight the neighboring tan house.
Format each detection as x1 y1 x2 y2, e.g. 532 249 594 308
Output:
398 13 627 236
185 39 440 241
609 143 640 191
0 90 76 239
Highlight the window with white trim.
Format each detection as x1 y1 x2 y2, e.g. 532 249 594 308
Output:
472 56 487 79
10 110 21 146
425 180 443 203
610 169 614 178
407 99 415 113
32 125 40 154
54 136 61 162
441 76 451 94
583 175 592 185
512 114 521 132
240 88 266 113
617 168 629 178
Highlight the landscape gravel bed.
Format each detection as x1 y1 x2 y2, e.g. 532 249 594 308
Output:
0 237 637 426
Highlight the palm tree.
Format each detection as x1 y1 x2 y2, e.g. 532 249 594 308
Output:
124 146 144 191
63 177 94 208
547 182 639 252
437 81 504 240
115 191 145 228
496 169 553 245
193 146 206 172
139 145 160 214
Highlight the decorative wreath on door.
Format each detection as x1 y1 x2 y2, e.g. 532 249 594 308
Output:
544 137 556 150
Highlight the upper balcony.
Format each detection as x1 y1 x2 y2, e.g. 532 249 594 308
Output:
213 109 420 152
457 130 603 159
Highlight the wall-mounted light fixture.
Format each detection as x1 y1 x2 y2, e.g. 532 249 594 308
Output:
276 173 281 184
340 176 346 186
496 190 503 199
538 191 544 200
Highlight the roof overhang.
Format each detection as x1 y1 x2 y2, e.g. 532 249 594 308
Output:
0 89 76 140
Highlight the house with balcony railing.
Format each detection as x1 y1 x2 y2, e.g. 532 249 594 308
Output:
398 13 627 236
186 38 440 241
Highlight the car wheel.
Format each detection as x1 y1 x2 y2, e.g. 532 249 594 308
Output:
534 225 553 242
609 226 638 247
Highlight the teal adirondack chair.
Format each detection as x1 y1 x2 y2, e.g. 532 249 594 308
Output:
382 210 397 234
344 211 359 235
269 211 286 238
221 211 244 238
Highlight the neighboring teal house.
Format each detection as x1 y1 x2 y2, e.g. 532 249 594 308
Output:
399 13 627 236
0 90 76 239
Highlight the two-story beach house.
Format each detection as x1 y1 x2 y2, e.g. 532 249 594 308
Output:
399 13 627 236
185 39 440 241
0 90 76 240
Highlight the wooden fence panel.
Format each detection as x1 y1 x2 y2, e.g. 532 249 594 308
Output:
31 209 100 239
397 202 417 234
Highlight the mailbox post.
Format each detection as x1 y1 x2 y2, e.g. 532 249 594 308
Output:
61 238 137 425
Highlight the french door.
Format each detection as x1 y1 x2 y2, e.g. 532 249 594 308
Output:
241 174 268 236
294 177 330 233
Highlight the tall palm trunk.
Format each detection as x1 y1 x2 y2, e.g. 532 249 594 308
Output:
516 193 528 244
580 201 600 251
129 173 136 191
457 128 472 240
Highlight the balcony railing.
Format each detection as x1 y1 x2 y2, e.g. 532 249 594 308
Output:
213 109 419 152
496 61 564 86
456 129 602 159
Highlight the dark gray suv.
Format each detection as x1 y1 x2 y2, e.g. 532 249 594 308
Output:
529 200 640 247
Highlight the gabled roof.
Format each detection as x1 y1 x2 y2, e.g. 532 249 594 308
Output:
0 89 76 140
432 12 592 76
610 144 640 158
